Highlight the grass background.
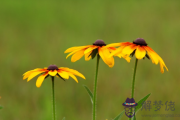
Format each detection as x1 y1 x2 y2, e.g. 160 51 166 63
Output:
0 0 179 120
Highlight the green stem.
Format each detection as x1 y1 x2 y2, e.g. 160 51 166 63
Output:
128 59 138 120
131 59 138 98
51 77 56 120
93 54 100 120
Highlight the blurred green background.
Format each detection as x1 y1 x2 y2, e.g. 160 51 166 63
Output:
0 0 179 120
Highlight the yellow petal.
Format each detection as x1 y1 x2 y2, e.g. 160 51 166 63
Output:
158 55 168 73
99 47 114 67
109 47 123 57
109 57 114 67
135 46 146 59
60 68 85 79
123 56 131 62
84 50 92 61
68 72 78 83
106 43 121 47
36 73 48 88
148 53 158 64
122 44 137 55
27 70 45 82
160 62 164 73
107 47 116 53
66 49 82 59
84 46 97 54
23 70 33 76
48 70 58 76
144 46 168 73
23 68 41 76
66 46 90 59
71 49 85 62
64 46 86 53
119 42 132 46
58 71 69 79
117 54 131 62
144 46 159 64
23 71 34 80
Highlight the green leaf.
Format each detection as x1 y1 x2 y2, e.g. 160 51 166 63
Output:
62 117 65 120
129 94 151 120
113 94 150 120
83 85 93 104
113 110 124 120
135 93 151 113
0 106 3 109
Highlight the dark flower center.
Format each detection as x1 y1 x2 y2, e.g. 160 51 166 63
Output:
93 39 106 46
47 65 58 70
133 38 147 46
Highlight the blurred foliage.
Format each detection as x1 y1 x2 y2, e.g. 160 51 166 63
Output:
0 0 179 120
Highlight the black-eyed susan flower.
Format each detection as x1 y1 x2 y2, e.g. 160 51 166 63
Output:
109 38 168 73
23 65 85 120
23 65 85 87
64 39 130 67
65 39 131 120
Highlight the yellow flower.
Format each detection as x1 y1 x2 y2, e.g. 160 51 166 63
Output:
64 40 130 67
23 65 85 87
109 38 168 73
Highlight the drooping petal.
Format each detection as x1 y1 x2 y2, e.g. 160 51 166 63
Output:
135 46 146 59
108 46 117 53
144 46 159 64
122 44 137 55
99 48 108 64
160 62 164 73
27 70 46 82
84 46 98 54
117 54 131 62
110 57 114 67
99 47 114 67
58 71 69 79
85 51 92 61
109 46 124 57
157 55 168 73
60 68 85 79
68 72 78 83
123 55 131 62
71 49 85 62
36 73 48 88
48 70 58 76
144 46 168 73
